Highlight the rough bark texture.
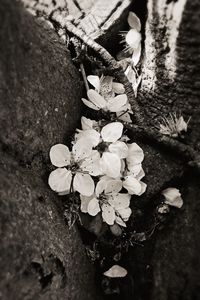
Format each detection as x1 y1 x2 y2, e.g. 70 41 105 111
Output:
125 0 200 299
0 0 102 299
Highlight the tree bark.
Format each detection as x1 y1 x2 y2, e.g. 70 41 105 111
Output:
0 0 102 299
124 1 200 299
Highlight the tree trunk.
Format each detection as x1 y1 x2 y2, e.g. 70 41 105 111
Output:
0 1 102 299
125 1 200 299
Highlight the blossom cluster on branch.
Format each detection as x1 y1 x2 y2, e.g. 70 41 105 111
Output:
48 73 147 227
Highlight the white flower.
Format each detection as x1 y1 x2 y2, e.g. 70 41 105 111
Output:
162 188 183 208
126 12 142 66
82 89 128 113
80 177 132 226
103 265 127 278
87 75 125 99
159 113 190 137
125 66 142 97
76 122 127 178
48 143 96 196
122 143 147 195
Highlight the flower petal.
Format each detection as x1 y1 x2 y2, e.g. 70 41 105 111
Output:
109 141 129 159
117 112 132 123
72 138 93 161
107 95 128 112
101 122 123 143
162 188 183 208
87 198 101 216
127 12 141 31
80 195 93 213
135 167 145 180
102 204 115 225
105 179 123 195
50 144 71 167
100 152 121 178
123 175 142 195
103 265 127 278
82 98 99 110
95 178 108 197
87 75 100 92
127 163 142 176
117 207 132 221
132 43 141 66
137 181 147 196
112 82 125 94
115 216 127 227
73 173 94 196
48 168 72 193
80 150 102 176
126 29 141 50
87 89 107 109
75 129 100 147
108 193 131 209
81 116 94 130
127 143 144 165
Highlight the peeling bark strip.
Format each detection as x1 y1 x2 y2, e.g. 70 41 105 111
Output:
21 0 131 42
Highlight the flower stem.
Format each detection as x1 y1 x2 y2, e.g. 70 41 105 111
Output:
80 63 89 92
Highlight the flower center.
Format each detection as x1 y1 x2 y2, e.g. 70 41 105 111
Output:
68 162 79 173
95 141 108 154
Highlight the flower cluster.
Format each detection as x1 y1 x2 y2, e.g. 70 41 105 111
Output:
82 74 133 123
49 117 146 227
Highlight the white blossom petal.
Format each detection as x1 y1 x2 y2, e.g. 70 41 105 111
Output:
135 168 145 180
87 198 101 216
80 150 102 176
101 122 123 143
80 195 93 213
95 178 108 197
137 181 147 196
50 144 71 167
72 138 93 161
127 143 144 165
132 43 141 66
117 207 132 221
107 95 128 112
48 168 72 193
115 216 127 227
87 89 107 109
108 141 129 159
127 163 142 176
81 116 94 130
108 193 131 209
103 265 127 278
112 82 125 94
105 179 123 194
125 65 136 83
102 204 115 225
127 12 141 31
126 29 141 50
100 152 121 178
87 75 100 92
162 188 183 208
117 111 132 123
82 98 99 110
176 116 188 132
123 175 142 195
75 129 100 147
73 173 94 196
